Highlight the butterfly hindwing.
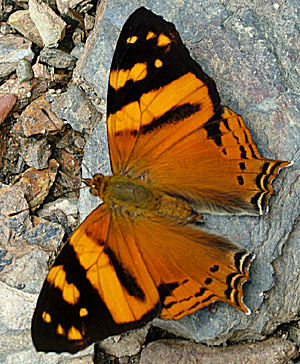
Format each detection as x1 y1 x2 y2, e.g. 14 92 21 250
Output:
32 204 160 353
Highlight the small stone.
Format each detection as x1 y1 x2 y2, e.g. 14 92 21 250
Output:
84 14 95 31
71 42 85 59
8 9 44 47
19 137 52 169
0 24 13 34
97 326 149 358
37 197 79 229
0 184 31 242
0 34 34 77
16 59 34 82
51 83 99 133
12 93 64 136
0 94 17 124
28 0 66 47
13 159 59 211
72 27 84 45
56 0 71 14
39 47 77 69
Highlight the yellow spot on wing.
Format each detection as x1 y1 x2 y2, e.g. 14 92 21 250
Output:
42 311 51 323
109 63 147 90
68 326 83 341
154 59 163 68
157 33 171 46
47 265 80 305
127 36 138 44
79 307 88 317
146 31 155 40
56 324 65 335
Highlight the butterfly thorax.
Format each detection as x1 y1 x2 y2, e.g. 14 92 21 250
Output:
85 174 201 223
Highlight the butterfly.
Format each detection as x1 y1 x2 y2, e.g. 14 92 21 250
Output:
31 7 291 353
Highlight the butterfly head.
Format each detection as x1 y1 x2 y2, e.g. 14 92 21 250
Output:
83 173 107 197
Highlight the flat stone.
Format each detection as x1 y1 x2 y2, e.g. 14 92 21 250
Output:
12 93 64 136
13 159 59 211
39 48 77 69
97 326 149 357
76 0 298 345
70 42 84 59
56 0 84 14
51 83 99 133
0 183 31 242
8 9 43 47
19 137 52 169
0 94 17 124
140 338 299 364
28 0 66 47
0 34 34 77
37 198 78 232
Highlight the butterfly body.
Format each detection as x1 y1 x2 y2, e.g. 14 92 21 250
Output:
32 7 291 354
85 173 201 223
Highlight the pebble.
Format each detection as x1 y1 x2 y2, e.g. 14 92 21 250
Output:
70 42 85 59
8 9 44 48
0 94 17 124
39 48 77 69
19 137 52 170
0 34 34 77
28 0 66 47
13 159 59 211
12 93 64 136
16 59 34 82
0 24 13 34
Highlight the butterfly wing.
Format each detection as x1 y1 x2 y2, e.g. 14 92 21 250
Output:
120 214 253 318
107 7 290 215
107 7 220 174
31 203 160 353
32 203 252 353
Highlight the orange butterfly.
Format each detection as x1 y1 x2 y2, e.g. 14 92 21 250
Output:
31 7 291 353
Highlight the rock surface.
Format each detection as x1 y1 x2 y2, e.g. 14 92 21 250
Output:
139 338 299 364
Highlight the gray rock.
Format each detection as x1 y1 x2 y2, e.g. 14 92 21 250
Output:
19 138 51 169
16 59 34 82
140 338 299 364
8 9 44 47
96 326 150 358
39 48 77 69
74 0 298 345
0 34 34 77
70 42 85 59
51 83 100 133
28 0 66 47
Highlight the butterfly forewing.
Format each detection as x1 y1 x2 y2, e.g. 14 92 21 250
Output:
32 204 160 353
107 7 220 174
